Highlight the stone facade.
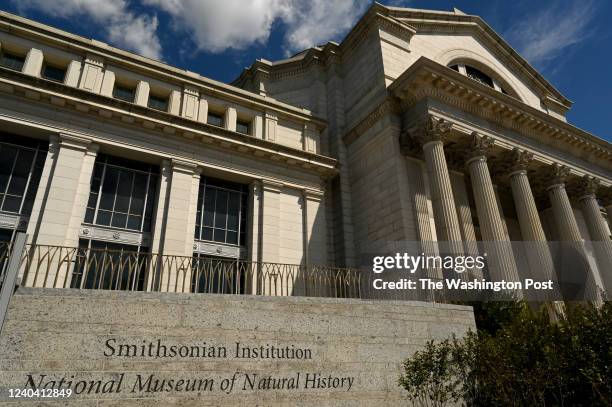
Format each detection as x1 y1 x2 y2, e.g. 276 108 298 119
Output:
0 3 611 297
235 4 612 300
0 288 475 405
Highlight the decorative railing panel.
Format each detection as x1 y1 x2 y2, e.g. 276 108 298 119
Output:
15 245 437 302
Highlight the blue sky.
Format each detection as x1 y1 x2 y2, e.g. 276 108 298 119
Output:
2 0 611 141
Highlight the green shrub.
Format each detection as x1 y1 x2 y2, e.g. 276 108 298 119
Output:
398 302 612 406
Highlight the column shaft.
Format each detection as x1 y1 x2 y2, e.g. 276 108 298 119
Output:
468 156 520 286
510 170 558 302
422 140 463 256
548 180 601 303
580 194 612 296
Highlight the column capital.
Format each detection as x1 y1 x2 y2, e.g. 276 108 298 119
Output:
57 133 97 153
577 175 600 201
170 159 199 175
509 148 534 175
466 132 494 165
261 179 283 192
303 189 324 202
546 163 570 190
412 115 453 147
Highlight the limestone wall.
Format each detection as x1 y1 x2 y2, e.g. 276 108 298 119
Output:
0 288 475 406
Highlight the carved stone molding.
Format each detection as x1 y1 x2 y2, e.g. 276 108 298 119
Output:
577 175 600 200
79 225 151 246
546 163 570 189
510 148 534 173
466 132 494 163
412 115 453 146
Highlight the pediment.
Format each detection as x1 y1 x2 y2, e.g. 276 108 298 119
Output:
375 4 571 110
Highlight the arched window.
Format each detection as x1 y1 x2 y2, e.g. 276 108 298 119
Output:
448 63 511 95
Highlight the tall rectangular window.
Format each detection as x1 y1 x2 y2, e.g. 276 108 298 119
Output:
0 134 47 216
194 177 248 247
84 154 158 233
0 52 25 71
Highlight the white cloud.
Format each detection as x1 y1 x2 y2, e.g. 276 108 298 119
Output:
505 1 597 66
144 0 370 54
13 0 162 60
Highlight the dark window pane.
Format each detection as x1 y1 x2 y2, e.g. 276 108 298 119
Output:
148 94 168 111
127 215 141 230
84 207 95 223
87 192 98 209
111 212 127 228
236 121 250 135
449 64 459 71
130 174 147 214
144 176 157 219
227 231 238 245
465 66 494 88
0 145 18 191
203 189 215 226
42 64 66 82
207 113 223 127
113 85 135 102
96 210 111 226
202 227 213 241
143 217 151 233
114 171 132 212
227 193 239 230
1 52 25 71
214 190 228 228
92 162 104 179
2 195 21 212
213 228 226 243
99 167 118 210
7 149 33 195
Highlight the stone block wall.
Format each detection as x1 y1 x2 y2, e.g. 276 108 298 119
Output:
0 288 475 406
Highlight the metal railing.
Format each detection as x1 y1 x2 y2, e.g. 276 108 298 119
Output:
13 244 438 302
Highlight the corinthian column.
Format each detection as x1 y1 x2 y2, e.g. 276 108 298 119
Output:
578 176 612 298
508 149 559 303
410 116 466 290
547 165 602 303
466 133 520 295
412 116 464 266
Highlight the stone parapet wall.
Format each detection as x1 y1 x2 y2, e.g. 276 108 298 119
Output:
0 288 474 406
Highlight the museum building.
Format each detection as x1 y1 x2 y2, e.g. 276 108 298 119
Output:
0 4 610 300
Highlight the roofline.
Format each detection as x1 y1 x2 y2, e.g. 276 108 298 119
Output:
0 10 326 125
234 2 571 109
389 56 610 153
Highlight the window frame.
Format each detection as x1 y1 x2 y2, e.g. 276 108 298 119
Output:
112 83 136 103
0 51 26 72
236 120 251 135
0 136 47 217
194 177 248 248
41 62 67 83
207 112 224 128
147 93 169 112
84 155 158 234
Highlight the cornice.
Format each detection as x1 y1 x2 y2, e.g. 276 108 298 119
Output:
0 68 338 178
389 57 611 167
233 8 416 85
0 11 325 126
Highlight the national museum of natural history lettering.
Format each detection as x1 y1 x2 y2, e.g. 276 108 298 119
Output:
0 3 610 405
